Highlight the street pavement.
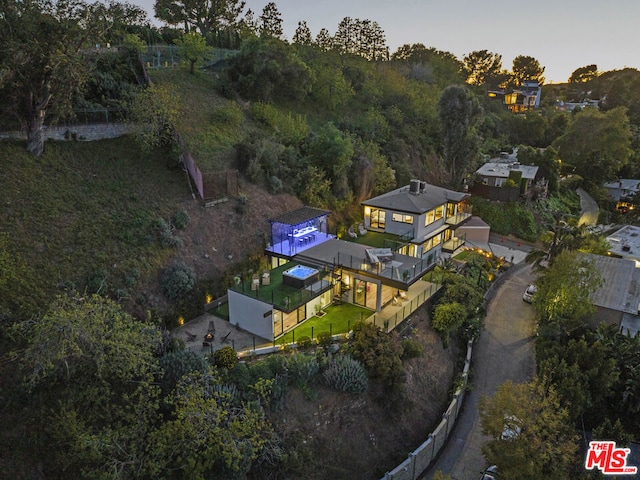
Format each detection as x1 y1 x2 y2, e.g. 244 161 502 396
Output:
422 262 537 480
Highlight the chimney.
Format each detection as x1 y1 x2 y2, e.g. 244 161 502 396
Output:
409 179 420 195
419 181 427 193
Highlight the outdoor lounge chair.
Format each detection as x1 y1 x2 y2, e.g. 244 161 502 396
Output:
358 222 367 236
262 272 270 285
348 225 358 238
251 273 260 290
398 291 408 301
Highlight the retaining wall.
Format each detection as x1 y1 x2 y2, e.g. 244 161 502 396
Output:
0 123 133 142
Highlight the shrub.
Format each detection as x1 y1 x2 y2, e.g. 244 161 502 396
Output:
296 336 313 350
159 350 208 395
316 331 333 349
286 353 319 387
350 322 405 389
323 354 368 394
401 338 423 359
161 263 196 302
155 217 183 248
172 209 190 230
212 346 238 370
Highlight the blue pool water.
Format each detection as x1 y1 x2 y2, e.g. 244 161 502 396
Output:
284 265 318 279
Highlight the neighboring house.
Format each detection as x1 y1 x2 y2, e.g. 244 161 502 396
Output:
227 181 471 341
606 225 640 266
581 253 640 336
473 151 541 200
487 80 542 113
360 179 472 259
603 179 640 202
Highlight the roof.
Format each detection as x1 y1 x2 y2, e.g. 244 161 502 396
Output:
361 183 468 214
603 179 640 192
458 216 489 228
269 206 330 226
583 253 640 314
607 225 640 262
476 162 539 180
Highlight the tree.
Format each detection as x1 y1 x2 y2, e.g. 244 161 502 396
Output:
175 30 208 74
463 50 502 86
390 43 464 86
438 85 483 187
308 122 354 196
259 1 283 39
154 0 245 39
553 106 632 184
568 64 598 83
516 145 560 193
17 294 163 476
532 251 602 337
511 55 545 86
152 370 276 479
292 20 312 46
315 28 333 51
432 302 467 347
0 0 105 156
480 380 579 479
333 17 387 61
129 82 182 150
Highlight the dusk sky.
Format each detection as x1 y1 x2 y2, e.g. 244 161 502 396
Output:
133 0 640 83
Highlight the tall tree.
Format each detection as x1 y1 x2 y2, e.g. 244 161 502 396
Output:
511 55 545 86
438 85 483 187
154 0 245 39
315 27 333 51
0 0 105 156
292 20 312 46
259 1 283 39
462 49 502 86
568 64 598 83
553 106 632 184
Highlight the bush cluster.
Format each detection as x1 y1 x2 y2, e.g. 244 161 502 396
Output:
323 354 368 394
161 263 196 302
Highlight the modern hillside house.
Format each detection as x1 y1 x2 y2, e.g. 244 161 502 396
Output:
487 80 542 112
226 182 470 340
361 180 472 260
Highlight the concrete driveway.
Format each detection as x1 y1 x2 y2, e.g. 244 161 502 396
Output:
423 263 537 479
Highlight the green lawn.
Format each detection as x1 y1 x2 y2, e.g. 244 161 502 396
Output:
346 231 407 249
277 303 373 344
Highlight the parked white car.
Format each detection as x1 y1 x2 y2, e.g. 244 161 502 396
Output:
481 465 499 479
523 284 536 303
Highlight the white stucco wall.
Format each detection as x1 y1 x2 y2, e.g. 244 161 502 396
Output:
228 290 274 341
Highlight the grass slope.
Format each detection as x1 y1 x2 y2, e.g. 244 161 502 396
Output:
0 137 188 318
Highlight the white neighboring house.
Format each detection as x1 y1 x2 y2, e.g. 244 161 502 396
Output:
475 152 539 195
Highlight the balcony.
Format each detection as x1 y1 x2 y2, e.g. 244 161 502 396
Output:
445 210 472 227
442 236 466 253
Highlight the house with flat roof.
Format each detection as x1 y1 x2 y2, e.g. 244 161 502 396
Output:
227 182 468 341
606 225 640 266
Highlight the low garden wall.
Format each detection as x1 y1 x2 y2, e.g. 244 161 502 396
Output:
0 123 133 142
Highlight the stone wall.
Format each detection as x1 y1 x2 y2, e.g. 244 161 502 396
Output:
0 123 133 142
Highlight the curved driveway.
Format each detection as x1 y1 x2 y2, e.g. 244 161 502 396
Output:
423 264 537 479
577 187 599 227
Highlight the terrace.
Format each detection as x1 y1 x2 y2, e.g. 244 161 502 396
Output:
229 262 333 312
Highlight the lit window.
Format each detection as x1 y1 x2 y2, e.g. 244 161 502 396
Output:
392 213 413 224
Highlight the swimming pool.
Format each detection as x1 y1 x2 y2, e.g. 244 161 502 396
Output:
283 265 320 288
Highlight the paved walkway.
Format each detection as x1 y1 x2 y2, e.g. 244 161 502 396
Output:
577 187 599 226
422 263 537 479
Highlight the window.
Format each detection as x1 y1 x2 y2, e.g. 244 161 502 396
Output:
425 209 435 226
392 213 413 224
446 203 456 218
423 233 442 252
435 205 444 220
370 209 386 229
